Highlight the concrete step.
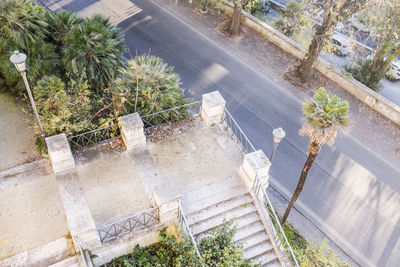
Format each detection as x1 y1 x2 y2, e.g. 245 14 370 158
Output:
182 176 245 203
187 193 253 225
184 185 249 215
239 231 270 250
49 255 81 267
234 221 265 242
191 206 259 236
262 259 282 267
243 242 274 260
253 250 280 266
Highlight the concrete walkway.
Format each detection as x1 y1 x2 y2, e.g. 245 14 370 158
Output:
0 93 40 171
0 160 68 259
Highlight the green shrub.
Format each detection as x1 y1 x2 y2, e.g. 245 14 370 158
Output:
114 55 188 121
33 76 93 136
243 0 265 15
62 14 126 93
45 10 84 49
104 221 257 267
344 59 383 92
274 1 307 37
0 0 58 95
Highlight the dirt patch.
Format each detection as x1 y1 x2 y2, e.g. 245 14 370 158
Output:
145 117 202 143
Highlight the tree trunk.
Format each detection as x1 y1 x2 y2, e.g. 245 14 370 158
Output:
281 142 320 224
231 3 242 36
296 26 330 82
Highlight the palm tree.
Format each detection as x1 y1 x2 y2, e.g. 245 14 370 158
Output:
0 0 57 95
114 55 187 123
45 10 84 47
281 87 349 224
62 14 125 93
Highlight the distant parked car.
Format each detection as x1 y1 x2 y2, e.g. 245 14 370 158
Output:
331 34 350 56
366 54 400 81
385 59 400 81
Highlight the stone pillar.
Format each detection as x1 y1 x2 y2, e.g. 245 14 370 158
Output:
45 133 75 173
200 91 226 126
153 189 180 225
239 150 271 189
119 112 146 150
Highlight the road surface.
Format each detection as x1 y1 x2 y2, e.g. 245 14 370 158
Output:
39 0 400 266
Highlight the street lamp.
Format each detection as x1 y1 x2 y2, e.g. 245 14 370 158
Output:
270 127 285 162
10 50 45 137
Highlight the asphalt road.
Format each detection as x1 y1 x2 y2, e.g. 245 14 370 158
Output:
39 0 400 266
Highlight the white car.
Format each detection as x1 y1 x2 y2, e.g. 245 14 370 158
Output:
331 34 350 56
367 54 400 80
386 59 400 81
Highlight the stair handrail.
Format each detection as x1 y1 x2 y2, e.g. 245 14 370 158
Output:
253 176 300 267
177 200 203 265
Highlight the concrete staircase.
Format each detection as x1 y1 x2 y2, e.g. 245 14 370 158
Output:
181 176 282 267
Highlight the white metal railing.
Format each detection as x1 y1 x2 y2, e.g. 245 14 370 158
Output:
253 177 300 267
223 108 256 154
224 108 299 266
177 200 203 264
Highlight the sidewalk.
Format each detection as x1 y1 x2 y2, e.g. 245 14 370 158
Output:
0 93 40 171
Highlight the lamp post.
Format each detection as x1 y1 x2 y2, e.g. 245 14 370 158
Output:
270 127 285 162
10 50 45 137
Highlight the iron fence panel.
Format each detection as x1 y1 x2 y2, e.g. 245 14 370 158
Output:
67 124 121 151
97 207 160 243
141 101 201 129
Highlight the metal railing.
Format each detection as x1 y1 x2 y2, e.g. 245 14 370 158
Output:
177 200 203 263
141 101 201 129
253 177 299 267
75 236 91 267
223 108 256 154
224 108 298 266
66 101 201 150
67 124 121 151
97 207 160 243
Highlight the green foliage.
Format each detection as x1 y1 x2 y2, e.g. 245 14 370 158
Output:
344 59 383 92
114 55 188 121
274 1 307 37
0 0 58 95
242 0 264 15
62 14 126 93
33 76 93 136
35 137 47 155
198 219 254 266
300 87 349 146
45 10 84 49
104 221 256 267
1 1 189 137
276 221 350 267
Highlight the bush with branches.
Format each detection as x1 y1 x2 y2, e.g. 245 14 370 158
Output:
345 59 383 92
104 220 255 267
274 1 308 38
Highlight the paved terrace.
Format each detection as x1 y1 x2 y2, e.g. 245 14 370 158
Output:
0 91 287 266
0 160 69 259
73 117 243 227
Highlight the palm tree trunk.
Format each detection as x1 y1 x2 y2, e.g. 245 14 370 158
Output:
231 3 242 36
281 143 320 224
